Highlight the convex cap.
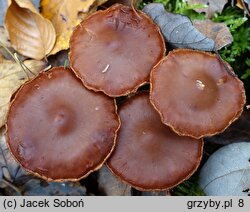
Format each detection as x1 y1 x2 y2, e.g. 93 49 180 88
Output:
107 92 203 190
70 4 165 97
150 49 246 139
7 67 120 181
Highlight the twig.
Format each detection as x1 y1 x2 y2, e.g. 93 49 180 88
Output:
1 179 22 195
0 42 34 79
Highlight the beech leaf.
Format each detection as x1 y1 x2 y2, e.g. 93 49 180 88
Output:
41 0 98 55
199 142 250 196
187 0 228 18
5 0 56 60
193 19 233 50
143 3 215 51
0 59 47 128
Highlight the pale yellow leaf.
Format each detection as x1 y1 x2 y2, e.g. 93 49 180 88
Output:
5 0 56 60
41 0 98 55
0 60 47 127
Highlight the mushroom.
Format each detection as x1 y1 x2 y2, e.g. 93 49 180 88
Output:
6 67 120 181
69 4 165 97
150 49 246 139
107 92 203 191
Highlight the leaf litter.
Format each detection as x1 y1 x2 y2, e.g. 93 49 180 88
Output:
5 0 56 60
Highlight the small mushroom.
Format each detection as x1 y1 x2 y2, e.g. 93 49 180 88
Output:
107 92 203 191
69 4 165 97
6 67 120 181
150 49 246 139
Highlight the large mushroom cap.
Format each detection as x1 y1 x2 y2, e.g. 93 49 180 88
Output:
107 92 203 191
6 67 120 181
150 49 246 139
69 4 165 97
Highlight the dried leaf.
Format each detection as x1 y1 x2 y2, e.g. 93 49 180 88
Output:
193 19 233 50
143 3 215 51
22 179 86 196
0 59 47 128
0 127 30 189
5 0 56 60
98 165 132 196
199 142 250 196
41 0 98 55
0 27 28 61
187 0 228 18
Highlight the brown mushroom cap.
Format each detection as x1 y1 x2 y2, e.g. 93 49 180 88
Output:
107 92 203 191
6 67 120 181
150 49 246 139
69 4 165 97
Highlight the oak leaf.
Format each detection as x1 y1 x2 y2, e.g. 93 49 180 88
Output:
5 0 56 60
0 59 47 128
41 0 98 55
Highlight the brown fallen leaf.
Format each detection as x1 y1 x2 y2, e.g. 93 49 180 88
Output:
0 59 47 128
41 0 98 55
5 0 56 60
187 0 228 18
193 19 233 50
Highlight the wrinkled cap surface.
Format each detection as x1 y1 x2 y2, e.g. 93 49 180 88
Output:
107 92 203 190
7 67 120 181
150 49 246 139
69 4 165 97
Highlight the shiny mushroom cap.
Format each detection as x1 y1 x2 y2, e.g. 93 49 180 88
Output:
69 4 165 97
150 49 246 139
6 67 120 181
107 92 203 191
